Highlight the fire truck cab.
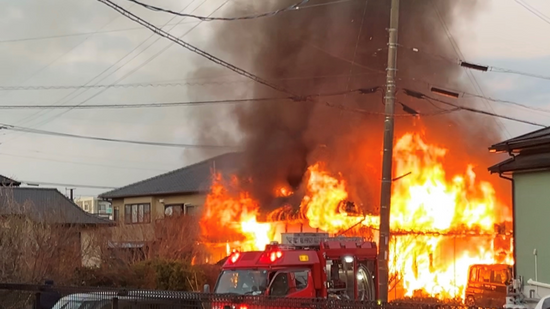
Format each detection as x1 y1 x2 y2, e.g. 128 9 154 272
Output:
212 233 378 300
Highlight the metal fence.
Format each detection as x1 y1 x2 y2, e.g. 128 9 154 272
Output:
0 283 495 309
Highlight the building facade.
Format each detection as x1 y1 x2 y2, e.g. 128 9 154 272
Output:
75 196 113 220
489 127 550 284
0 182 113 269
99 152 241 261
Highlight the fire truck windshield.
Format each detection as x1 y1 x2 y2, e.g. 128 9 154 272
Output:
215 269 269 295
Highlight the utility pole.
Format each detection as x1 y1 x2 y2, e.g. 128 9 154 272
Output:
378 0 400 303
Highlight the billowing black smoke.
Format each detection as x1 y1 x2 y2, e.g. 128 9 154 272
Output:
192 0 506 214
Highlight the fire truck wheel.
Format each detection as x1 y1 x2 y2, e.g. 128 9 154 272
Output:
357 264 375 301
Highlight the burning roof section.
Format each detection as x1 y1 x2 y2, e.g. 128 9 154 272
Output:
99 152 243 199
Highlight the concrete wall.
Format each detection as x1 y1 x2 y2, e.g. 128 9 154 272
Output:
514 171 550 283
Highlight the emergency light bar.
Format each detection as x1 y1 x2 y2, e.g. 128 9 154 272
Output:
281 233 364 246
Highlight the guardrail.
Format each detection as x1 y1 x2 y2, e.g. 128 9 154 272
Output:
0 283 495 309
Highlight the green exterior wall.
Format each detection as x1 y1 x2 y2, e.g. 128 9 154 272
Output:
514 171 550 283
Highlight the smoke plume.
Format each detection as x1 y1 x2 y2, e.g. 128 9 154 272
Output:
193 0 509 215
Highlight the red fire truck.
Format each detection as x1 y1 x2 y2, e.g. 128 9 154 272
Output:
210 233 378 301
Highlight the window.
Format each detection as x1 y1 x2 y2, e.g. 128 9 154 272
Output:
214 269 268 295
269 272 290 297
492 269 509 284
293 270 309 291
469 266 479 283
124 204 151 224
184 204 197 215
479 267 491 282
164 204 197 216
164 204 183 217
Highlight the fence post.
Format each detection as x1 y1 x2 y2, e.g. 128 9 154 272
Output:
34 292 41 309
111 297 118 309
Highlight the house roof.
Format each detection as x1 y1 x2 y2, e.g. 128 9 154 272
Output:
99 152 242 199
0 187 112 225
0 175 21 187
488 152 550 174
489 126 550 153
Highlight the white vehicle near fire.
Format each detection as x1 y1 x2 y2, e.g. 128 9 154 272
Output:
506 278 550 309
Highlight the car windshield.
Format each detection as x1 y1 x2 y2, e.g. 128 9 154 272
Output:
215 269 269 295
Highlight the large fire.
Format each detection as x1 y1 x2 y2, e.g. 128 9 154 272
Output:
199 132 513 300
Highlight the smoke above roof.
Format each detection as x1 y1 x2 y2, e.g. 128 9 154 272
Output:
191 0 506 214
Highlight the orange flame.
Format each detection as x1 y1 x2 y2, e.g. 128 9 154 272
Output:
199 132 513 300
275 186 293 197
199 174 275 251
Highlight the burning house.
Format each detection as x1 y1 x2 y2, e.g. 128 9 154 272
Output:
183 0 515 302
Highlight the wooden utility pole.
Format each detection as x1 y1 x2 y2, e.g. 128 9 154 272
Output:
378 0 400 302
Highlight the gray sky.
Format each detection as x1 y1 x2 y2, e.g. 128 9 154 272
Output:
0 0 549 197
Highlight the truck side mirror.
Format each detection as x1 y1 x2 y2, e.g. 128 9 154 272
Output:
204 284 210 293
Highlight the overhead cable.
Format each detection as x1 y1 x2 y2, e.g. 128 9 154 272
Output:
401 88 546 128
0 72 381 91
399 75 550 115
28 0 212 130
127 0 309 21
434 1 510 136
0 0 358 44
0 152 169 172
98 0 291 96
0 124 239 149
0 88 380 109
0 98 283 109
514 0 550 26
400 44 550 82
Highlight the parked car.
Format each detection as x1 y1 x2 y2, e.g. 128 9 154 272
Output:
465 263 513 308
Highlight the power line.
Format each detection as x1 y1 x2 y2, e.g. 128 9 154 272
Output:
10 147 179 170
0 152 169 172
0 124 239 149
399 44 550 82
0 21 199 44
514 0 550 26
0 72 381 91
0 0 358 44
401 88 546 128
97 0 291 96
21 180 118 190
7 0 207 142
0 88 377 109
393 74 550 115
0 1 198 145
431 0 511 137
128 0 309 21
0 98 282 109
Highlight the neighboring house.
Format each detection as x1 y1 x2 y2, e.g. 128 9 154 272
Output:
0 175 20 187
98 152 241 256
488 127 550 283
75 196 113 220
0 184 113 268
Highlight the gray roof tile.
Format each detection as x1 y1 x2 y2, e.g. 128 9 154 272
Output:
489 127 550 153
0 187 111 225
99 152 242 199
